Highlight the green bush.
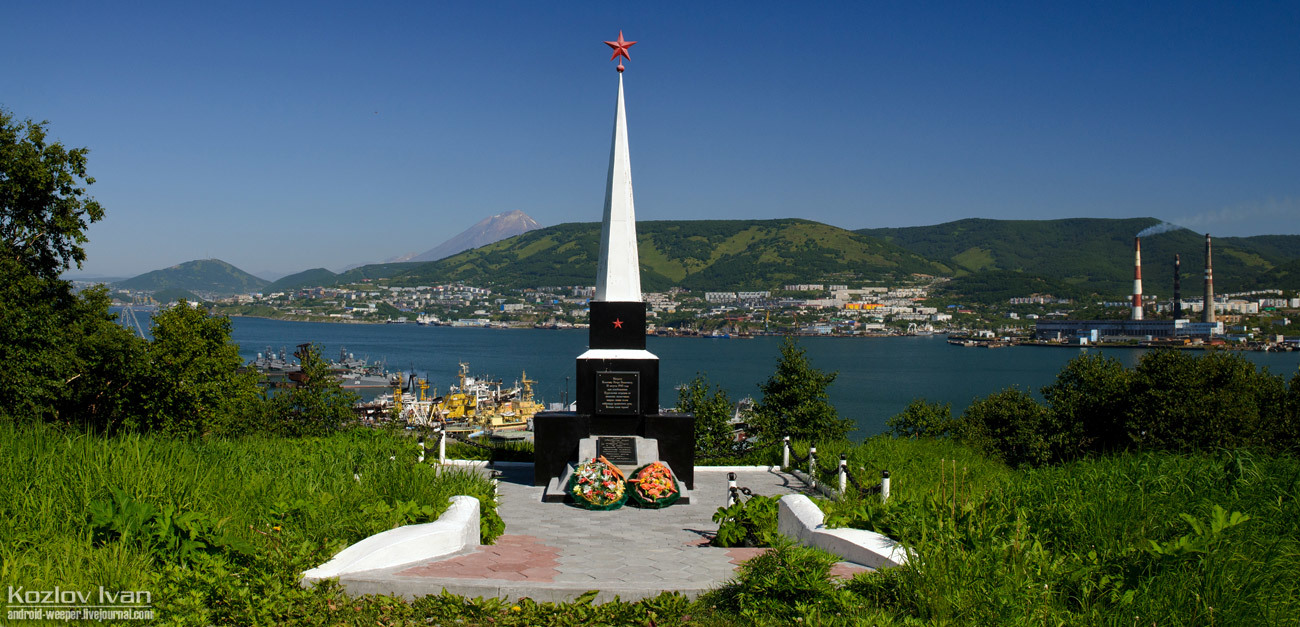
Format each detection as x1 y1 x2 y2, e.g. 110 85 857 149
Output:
885 398 954 439
263 343 358 437
1125 350 1290 453
956 386 1059 468
704 540 868 624
712 495 780 548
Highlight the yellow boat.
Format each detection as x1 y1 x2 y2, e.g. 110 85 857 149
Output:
482 371 545 432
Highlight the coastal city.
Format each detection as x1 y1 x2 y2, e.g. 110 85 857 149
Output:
106 275 1299 350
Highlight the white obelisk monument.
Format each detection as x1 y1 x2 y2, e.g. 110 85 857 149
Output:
533 32 695 492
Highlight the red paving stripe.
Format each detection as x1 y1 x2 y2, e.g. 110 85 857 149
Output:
830 562 868 579
724 547 770 565
395 535 561 582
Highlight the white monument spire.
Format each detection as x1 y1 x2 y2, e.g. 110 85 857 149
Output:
595 71 642 302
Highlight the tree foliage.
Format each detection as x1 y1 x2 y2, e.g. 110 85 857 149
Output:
1041 353 1132 454
1125 350 1289 452
676 373 736 460
948 350 1299 466
956 387 1058 468
127 301 264 437
0 111 137 429
1 110 104 280
886 398 954 439
266 344 358 437
749 337 851 442
0 260 147 428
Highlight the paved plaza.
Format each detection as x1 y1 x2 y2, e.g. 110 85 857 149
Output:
331 465 868 603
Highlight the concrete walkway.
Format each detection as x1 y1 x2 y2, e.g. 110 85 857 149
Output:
331 465 868 603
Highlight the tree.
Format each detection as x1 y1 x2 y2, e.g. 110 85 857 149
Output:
130 301 263 437
1042 353 1132 457
748 337 851 442
1 110 104 280
676 373 736 460
267 343 358 437
955 387 1056 468
0 111 134 429
0 262 147 428
1126 350 1288 453
886 398 954 439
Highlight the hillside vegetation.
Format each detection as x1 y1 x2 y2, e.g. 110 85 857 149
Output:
386 219 950 291
860 218 1300 297
115 259 270 296
264 267 341 293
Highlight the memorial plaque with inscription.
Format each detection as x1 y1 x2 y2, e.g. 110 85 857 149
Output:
596 436 637 467
596 371 639 415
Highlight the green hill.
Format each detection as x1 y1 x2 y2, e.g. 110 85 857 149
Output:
114 259 269 296
858 218 1300 298
335 262 423 285
265 268 339 293
382 219 950 291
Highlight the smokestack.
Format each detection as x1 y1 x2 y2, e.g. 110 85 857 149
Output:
1203 233 1215 323
1132 237 1143 321
1173 254 1182 319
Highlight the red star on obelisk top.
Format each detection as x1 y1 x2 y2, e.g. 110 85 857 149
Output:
604 31 636 72
612 318 624 329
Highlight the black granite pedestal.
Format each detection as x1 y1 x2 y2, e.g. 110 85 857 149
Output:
533 301 695 494
533 411 694 490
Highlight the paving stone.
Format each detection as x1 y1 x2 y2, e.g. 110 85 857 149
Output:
339 465 862 602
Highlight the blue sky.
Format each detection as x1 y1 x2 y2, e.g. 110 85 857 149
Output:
4 1 1297 278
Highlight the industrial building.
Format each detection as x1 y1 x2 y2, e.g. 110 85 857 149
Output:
1035 232 1225 342
1034 319 1224 342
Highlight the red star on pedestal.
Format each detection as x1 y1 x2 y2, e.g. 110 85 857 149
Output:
604 31 636 72
612 318 624 329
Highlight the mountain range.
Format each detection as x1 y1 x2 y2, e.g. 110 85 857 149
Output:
112 217 1300 299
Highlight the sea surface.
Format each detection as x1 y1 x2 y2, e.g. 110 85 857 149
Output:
226 317 1300 437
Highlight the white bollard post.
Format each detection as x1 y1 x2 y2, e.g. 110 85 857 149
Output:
838 454 847 496
438 429 446 464
418 436 426 463
782 436 790 469
727 472 737 507
809 446 817 489
881 470 891 503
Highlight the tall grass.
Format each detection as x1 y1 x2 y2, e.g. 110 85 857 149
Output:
0 422 499 599
836 444 1300 624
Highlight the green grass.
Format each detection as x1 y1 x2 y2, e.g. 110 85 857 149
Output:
7 422 1297 625
0 422 501 623
818 440 1300 625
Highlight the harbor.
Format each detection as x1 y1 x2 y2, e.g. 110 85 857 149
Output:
231 318 1300 437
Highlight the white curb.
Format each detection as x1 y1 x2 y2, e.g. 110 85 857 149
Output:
777 494 908 569
302 495 480 581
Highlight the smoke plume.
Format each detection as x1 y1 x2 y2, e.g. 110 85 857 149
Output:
1136 222 1182 238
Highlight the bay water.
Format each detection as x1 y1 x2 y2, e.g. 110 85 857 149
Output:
228 317 1300 437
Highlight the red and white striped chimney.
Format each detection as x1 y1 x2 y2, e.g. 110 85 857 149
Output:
1132 236 1143 321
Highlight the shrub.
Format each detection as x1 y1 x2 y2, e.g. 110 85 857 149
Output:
886 398 954 439
263 343 358 437
706 540 863 623
1126 350 1290 453
955 387 1059 468
712 495 780 547
1042 352 1131 456
676 373 739 461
